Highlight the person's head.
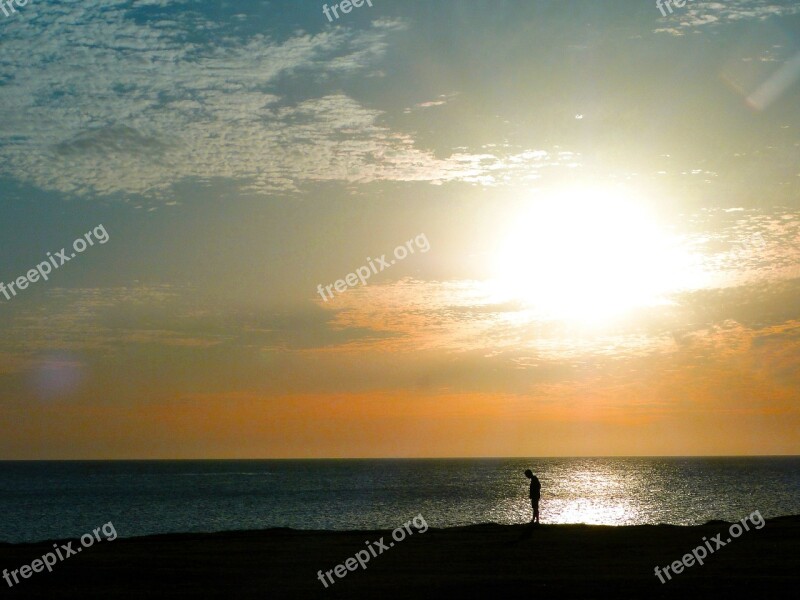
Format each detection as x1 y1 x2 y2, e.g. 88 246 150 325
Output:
524 469 533 479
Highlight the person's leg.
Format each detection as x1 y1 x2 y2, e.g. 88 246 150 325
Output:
534 500 540 523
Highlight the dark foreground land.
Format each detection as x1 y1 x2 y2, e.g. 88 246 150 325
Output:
1 516 797 599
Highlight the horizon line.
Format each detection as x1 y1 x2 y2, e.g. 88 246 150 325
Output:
1 454 798 462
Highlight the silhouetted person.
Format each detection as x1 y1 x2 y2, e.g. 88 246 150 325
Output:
525 469 540 524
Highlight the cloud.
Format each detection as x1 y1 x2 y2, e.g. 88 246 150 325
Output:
0 285 214 364
403 93 459 113
313 277 677 360
687 208 800 287
654 0 800 36
0 283 391 376
308 208 800 360
0 2 574 201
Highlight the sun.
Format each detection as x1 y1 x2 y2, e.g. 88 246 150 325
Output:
490 185 693 324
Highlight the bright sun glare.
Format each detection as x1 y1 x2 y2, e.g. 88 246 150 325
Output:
491 186 695 324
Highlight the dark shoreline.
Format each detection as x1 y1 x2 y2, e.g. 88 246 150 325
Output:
1 516 798 598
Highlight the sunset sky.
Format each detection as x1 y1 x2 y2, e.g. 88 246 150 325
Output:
1 0 799 458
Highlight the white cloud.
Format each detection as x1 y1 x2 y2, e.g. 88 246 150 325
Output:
654 0 800 36
0 2 573 201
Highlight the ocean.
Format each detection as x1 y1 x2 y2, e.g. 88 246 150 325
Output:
1 457 798 543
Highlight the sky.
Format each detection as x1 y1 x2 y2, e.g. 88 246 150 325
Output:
1 0 799 458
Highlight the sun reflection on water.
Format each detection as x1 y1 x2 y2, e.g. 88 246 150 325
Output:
488 461 657 526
